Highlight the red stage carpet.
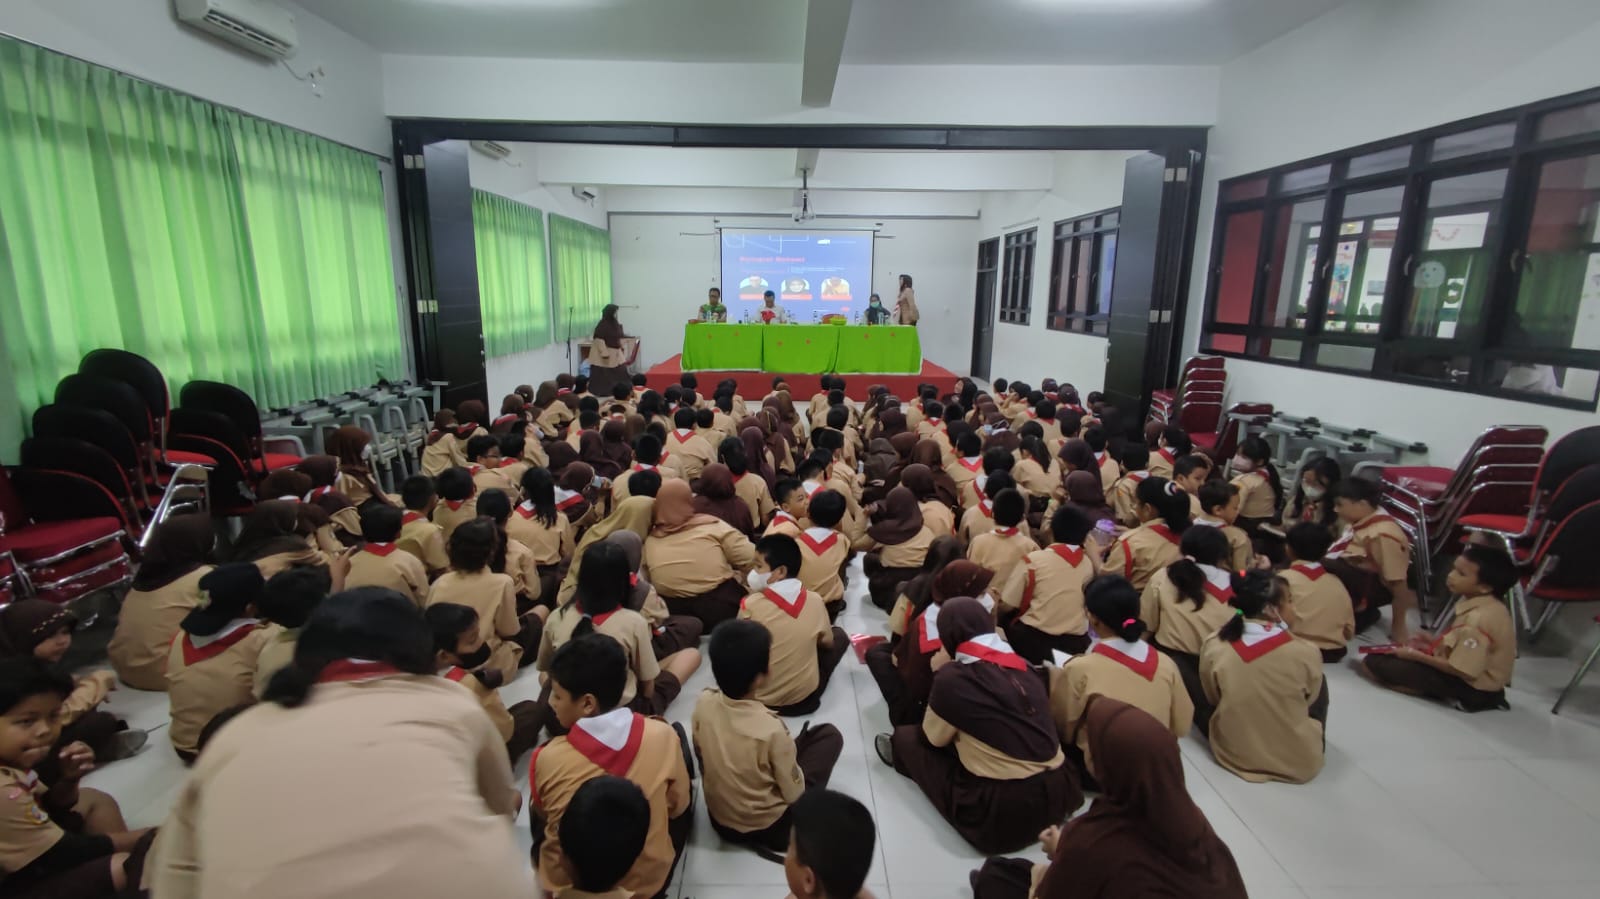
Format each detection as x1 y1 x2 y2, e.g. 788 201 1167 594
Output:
645 355 960 401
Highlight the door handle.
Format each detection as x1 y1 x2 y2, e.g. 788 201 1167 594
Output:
1401 254 1415 277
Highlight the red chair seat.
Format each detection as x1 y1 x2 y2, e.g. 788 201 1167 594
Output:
0 518 123 563
1531 584 1600 603
263 452 302 471
26 541 126 586
1191 432 1218 448
1458 513 1529 533
166 449 217 466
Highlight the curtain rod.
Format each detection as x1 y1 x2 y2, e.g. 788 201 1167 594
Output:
0 31 390 163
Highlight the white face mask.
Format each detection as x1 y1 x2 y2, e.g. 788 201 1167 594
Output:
1302 484 1325 501
746 569 771 591
1231 456 1254 473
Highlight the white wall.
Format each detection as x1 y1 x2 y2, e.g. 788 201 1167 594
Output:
979 152 1134 392
469 144 611 401
608 211 978 374
1182 0 1600 465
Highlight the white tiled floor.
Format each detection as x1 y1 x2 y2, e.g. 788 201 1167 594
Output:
80 556 1600 899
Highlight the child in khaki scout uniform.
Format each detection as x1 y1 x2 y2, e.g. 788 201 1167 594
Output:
430 467 480 544
0 658 152 897
784 790 879 899
1140 526 1240 712
1085 426 1120 497
344 505 428 605
475 489 544 611
1109 444 1153 529
254 565 337 698
665 407 716 481
1106 478 1190 592
945 431 985 507
507 468 574 609
792 490 853 621
425 519 535 682
1361 545 1516 712
738 536 849 717
557 777 653 899
966 489 1037 596
426 603 544 763
398 475 450 576
1171 453 1212 520
166 564 275 763
998 506 1099 664
1278 522 1356 662
693 620 845 856
540 543 702 719
530 636 692 898
1327 476 1417 642
1195 480 1256 572
959 471 1027 543
466 435 518 498
1199 570 1328 784
765 479 810 538
613 436 680 505
1229 436 1284 535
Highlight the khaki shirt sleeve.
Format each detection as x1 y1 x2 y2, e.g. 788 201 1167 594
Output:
423 528 449 573
1440 625 1492 681
471 710 519 818
0 779 64 875
148 778 200 899
921 708 959 748
665 732 691 818
719 526 758 573
1138 578 1162 634
1169 670 1195 737
770 730 805 806
406 562 429 605
997 558 1028 611
1370 532 1410 584
494 579 520 638
59 671 113 722
887 596 910 637
1199 644 1223 706
536 615 558 671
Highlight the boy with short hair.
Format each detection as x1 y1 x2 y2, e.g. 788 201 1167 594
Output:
999 505 1099 663
557 777 652 899
430 467 479 542
1361 544 1515 711
784 789 878 899
793 490 853 619
498 432 536 486
1279 522 1356 662
426 603 543 761
1196 480 1255 572
567 409 601 453
738 535 849 716
0 658 152 895
959 471 1028 543
613 436 679 504
530 636 692 897
665 407 716 480
1085 426 1118 495
1328 477 1416 640
766 479 810 537
1110 443 1153 528
966 488 1036 591
693 620 845 856
946 431 985 502
345 504 429 605
398 475 450 575
1172 453 1212 519
960 447 1016 510
466 434 515 496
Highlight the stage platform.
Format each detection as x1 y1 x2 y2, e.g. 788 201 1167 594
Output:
644 355 961 401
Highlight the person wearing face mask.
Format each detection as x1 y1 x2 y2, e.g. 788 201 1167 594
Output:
427 603 544 763
864 293 891 325
737 535 848 717
1227 437 1283 536
1284 456 1342 538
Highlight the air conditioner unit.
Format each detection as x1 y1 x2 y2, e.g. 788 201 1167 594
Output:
470 140 513 161
572 186 599 203
174 0 299 60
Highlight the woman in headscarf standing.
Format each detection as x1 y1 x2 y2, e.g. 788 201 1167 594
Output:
692 462 755 536
875 598 1080 855
108 513 216 690
641 480 758 630
971 697 1247 899
862 486 936 611
586 303 633 398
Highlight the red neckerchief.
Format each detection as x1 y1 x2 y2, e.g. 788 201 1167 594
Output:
454 423 480 438
363 542 398 557
178 622 261 666
771 510 799 528
590 609 620 628
1149 523 1181 546
1203 580 1235 604
977 500 994 519
1158 448 1176 466
305 485 334 501
994 526 1019 537
556 494 584 512
556 387 572 395
628 573 639 587
498 458 519 469
516 502 538 520
1092 642 1159 680
1127 471 1150 484
316 659 401 683
670 429 694 443
401 511 425 525
467 464 483 475
756 585 809 619
1229 627 1294 662
566 712 647 777
444 498 469 511
442 667 470 683
915 605 941 654
1290 562 1326 581
956 456 983 473
1051 544 1086 566
632 463 658 473
796 529 840 555
955 638 1028 670
492 414 519 429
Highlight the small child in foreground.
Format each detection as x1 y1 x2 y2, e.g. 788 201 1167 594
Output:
555 776 651 899
784 789 879 899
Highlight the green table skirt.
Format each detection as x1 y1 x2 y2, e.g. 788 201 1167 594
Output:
678 324 920 374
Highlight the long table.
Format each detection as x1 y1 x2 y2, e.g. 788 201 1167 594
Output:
679 323 922 374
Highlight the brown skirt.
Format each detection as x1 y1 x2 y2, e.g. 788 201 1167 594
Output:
651 615 705 660
1363 653 1508 712
865 638 935 727
664 579 747 631
890 725 1083 855
1005 621 1091 666
863 554 920 611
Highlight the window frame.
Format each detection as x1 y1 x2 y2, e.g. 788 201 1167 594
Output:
1199 85 1600 410
1047 207 1120 335
998 226 1037 326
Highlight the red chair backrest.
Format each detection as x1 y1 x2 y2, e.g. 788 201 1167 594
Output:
0 468 29 528
1532 501 1600 590
1540 425 1600 493
1547 464 1600 524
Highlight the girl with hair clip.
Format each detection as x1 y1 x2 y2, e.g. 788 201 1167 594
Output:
1106 477 1191 591
1229 436 1284 535
1199 569 1328 783
538 543 701 727
149 588 532 899
506 467 573 609
1140 526 1242 712
601 530 704 661
1049 575 1192 787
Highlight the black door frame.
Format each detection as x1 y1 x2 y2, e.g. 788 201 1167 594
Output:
971 238 1001 380
391 120 1208 409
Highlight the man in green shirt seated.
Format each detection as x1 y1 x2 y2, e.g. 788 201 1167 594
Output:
699 287 728 322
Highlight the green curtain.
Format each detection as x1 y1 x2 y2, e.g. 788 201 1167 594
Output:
472 190 552 356
548 213 613 342
0 38 402 457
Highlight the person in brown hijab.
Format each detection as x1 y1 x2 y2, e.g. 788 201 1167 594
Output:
871 407 908 443
692 463 755 536
587 303 632 397
862 486 932 611
545 441 579 478
738 425 777 490
579 429 622 481
972 697 1247 899
884 432 921 489
641 480 758 629
297 455 339 493
1063 469 1115 526
602 530 703 660
860 437 899 506
984 412 1021 455
230 500 323 573
555 461 598 529
623 412 649 445
754 407 793 474
326 425 397 507
876 597 1081 855
864 544 982 727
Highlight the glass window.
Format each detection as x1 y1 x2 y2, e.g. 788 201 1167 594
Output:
1347 145 1413 179
1488 360 1600 404
1213 210 1264 326
1094 231 1117 335
1099 212 1120 228
1223 177 1269 203
1262 199 1325 329
1431 122 1517 161
1538 102 1600 142
1046 211 1119 334
1207 334 1247 353
1326 186 1404 334
1280 164 1332 192
1391 350 1474 386
1506 153 1600 351
1400 169 1508 340
1268 339 1302 361
1316 343 1378 371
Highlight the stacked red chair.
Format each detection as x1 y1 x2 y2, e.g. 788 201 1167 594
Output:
1458 427 1600 558
0 466 134 606
173 380 306 515
1514 501 1600 713
1192 401 1273 461
0 551 22 606
1150 356 1226 435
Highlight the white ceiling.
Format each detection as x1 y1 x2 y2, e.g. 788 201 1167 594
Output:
308 0 1348 65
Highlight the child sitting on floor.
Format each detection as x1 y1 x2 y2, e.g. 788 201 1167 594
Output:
693 619 845 857
345 504 428 605
738 535 849 716
766 478 810 537
430 467 479 543
966 488 1036 593
1278 522 1356 662
397 475 450 576
1327 476 1417 641
1110 443 1152 528
784 789 880 899
997 506 1098 664
426 603 543 764
1195 480 1255 572
557 776 652 899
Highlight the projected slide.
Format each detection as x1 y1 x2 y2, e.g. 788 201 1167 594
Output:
720 230 875 322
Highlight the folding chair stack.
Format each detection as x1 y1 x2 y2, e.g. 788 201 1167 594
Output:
0 465 135 606
1149 356 1226 439
1512 500 1600 714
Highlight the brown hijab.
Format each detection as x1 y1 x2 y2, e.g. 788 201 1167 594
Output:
899 463 938 503
868 486 924 545
899 535 966 617
623 413 648 445
1038 698 1247 899
546 441 579 476
862 438 899 485
738 425 776 489
0 600 76 658
932 560 995 604
579 430 620 480
886 432 922 487
131 513 215 591
534 381 560 410
650 479 719 537
1064 470 1114 523
558 461 595 495
594 304 624 348
927 598 1059 763
693 463 754 534
603 422 636 474
1059 438 1096 474
910 440 960 507
327 425 397 506
230 500 311 562
874 408 908 441
297 454 339 489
